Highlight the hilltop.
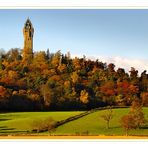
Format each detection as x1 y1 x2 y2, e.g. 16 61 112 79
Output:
0 48 148 111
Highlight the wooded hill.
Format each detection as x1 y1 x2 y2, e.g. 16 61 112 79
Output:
0 48 148 111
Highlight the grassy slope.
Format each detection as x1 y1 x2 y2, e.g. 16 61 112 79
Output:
0 108 147 136
0 111 83 134
52 108 148 136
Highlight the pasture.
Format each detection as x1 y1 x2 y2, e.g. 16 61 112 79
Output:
53 108 148 136
0 111 83 135
0 108 147 136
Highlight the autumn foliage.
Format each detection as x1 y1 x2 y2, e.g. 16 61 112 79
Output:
0 48 148 111
120 100 146 135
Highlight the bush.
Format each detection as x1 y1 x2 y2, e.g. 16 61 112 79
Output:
31 117 57 133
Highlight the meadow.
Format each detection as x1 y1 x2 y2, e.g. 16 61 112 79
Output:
53 108 148 136
0 111 83 135
0 108 147 136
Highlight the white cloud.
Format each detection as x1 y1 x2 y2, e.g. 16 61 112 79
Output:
71 54 148 74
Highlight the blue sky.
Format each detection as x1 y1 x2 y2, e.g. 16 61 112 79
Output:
0 9 148 73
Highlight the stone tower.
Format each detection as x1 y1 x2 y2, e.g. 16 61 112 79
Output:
22 18 34 63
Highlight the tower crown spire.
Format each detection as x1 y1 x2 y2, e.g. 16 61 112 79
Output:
24 18 33 30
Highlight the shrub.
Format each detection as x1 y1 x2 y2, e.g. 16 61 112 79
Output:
31 117 57 133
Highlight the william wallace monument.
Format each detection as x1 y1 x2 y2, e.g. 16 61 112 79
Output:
22 18 34 64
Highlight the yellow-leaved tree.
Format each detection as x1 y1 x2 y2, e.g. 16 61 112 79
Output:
80 90 89 104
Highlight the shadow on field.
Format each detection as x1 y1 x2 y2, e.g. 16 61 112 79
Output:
0 125 28 135
0 126 7 128
0 128 15 131
0 126 16 133
0 118 11 121
0 131 26 134
140 126 148 129
0 127 27 135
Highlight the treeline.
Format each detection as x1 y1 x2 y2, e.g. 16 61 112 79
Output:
0 48 148 111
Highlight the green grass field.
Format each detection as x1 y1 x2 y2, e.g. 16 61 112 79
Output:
0 108 148 136
0 111 83 135
53 107 148 136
